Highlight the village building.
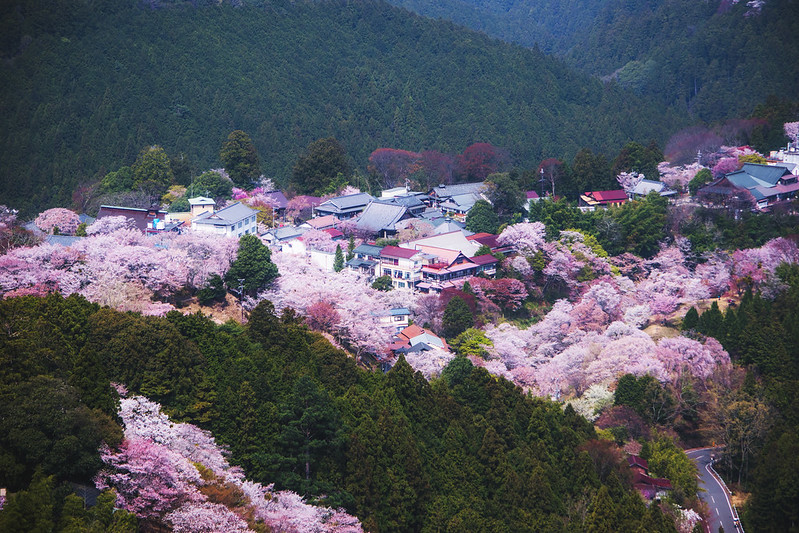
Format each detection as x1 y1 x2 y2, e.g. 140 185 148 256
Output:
698 162 799 212
96 205 179 235
191 201 258 238
314 192 375 220
579 189 629 210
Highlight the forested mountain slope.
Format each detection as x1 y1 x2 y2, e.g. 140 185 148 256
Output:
384 0 799 122
0 0 682 215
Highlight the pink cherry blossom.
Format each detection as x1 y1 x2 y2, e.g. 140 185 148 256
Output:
34 207 81 235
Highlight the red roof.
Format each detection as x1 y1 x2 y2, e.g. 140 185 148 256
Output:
471 254 499 265
380 246 420 259
323 228 344 239
628 455 649 471
633 471 672 490
526 191 540 199
586 189 628 202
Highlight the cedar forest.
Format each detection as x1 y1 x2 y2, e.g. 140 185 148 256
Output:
1 0 799 532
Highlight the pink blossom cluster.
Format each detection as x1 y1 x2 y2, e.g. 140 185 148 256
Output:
404 347 455 379
785 121 799 145
616 171 644 193
263 252 398 356
86 215 136 235
100 393 363 532
731 237 799 297
34 207 81 235
0 229 239 315
657 162 704 189
497 222 546 256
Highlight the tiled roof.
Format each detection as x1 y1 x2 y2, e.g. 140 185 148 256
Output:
193 202 256 225
305 215 338 229
430 182 486 198
586 190 628 202
628 455 649 471
381 245 422 259
353 243 384 256
355 201 408 233
318 192 375 212
471 254 499 265
403 231 480 257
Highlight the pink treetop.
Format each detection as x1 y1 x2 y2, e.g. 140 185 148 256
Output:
655 336 730 382
616 171 643 193
34 207 81 235
711 157 740 178
498 222 546 256
785 121 799 145
95 438 203 519
86 215 136 235
657 162 704 189
301 229 338 253
165 502 250 533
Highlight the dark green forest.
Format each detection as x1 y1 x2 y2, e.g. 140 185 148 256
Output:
385 0 799 122
0 0 684 216
0 294 680 531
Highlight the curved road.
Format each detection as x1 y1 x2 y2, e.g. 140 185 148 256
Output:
686 447 740 533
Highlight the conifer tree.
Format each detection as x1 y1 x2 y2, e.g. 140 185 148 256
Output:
334 244 345 272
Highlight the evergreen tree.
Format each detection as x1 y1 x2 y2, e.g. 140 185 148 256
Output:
465 200 499 234
224 234 279 296
132 145 174 191
682 306 699 331
220 130 261 188
334 244 345 272
347 235 355 261
291 137 351 195
442 296 473 339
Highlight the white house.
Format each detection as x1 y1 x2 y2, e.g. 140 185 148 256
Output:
191 202 258 238
188 197 216 217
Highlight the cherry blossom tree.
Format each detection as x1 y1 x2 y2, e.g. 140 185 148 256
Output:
711 157 740 178
657 162 704 190
165 502 250 533
34 207 81 235
785 121 799 146
86 215 137 235
95 438 204 519
616 171 643 194
100 392 364 532
497 222 546 256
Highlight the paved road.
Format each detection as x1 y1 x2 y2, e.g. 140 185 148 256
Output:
686 447 740 533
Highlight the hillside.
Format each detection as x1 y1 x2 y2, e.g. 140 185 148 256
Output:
0 0 683 215
383 0 799 122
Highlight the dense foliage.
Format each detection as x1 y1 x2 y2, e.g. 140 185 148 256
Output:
386 0 799 124
0 293 681 531
0 0 682 216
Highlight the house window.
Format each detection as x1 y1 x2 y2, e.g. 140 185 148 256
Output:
397 281 406 288
238 221 243 228
394 316 404 322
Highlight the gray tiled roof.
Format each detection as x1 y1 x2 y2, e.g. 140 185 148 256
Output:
430 182 486 198
355 201 408 233
193 202 256 225
317 193 375 213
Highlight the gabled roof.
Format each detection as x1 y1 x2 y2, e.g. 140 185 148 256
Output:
380 245 423 259
323 228 344 239
631 179 677 197
188 196 215 206
385 194 427 209
403 230 480 257
585 189 628 202
429 182 486 198
471 254 499 265
353 243 384 257
317 192 375 213
628 455 649 471
355 201 408 233
271 226 308 241
192 202 256 225
432 220 468 235
304 215 337 230
739 162 792 185
526 190 540 200
467 233 502 249
440 192 482 211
